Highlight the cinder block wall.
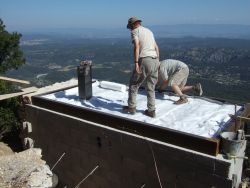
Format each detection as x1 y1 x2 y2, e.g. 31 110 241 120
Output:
26 105 233 188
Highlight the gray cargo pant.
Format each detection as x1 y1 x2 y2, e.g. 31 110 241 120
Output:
128 57 160 112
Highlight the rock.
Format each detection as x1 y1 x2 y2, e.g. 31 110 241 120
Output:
0 142 14 156
27 165 53 187
0 147 55 188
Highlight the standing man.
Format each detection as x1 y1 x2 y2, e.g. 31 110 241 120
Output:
157 59 203 104
123 16 160 118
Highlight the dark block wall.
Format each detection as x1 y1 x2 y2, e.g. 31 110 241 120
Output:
26 105 232 188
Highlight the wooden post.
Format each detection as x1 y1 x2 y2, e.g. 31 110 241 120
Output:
0 76 30 84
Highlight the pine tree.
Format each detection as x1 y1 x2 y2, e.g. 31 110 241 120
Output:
0 18 25 139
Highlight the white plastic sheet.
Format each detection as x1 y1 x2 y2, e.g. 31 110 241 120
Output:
42 81 242 138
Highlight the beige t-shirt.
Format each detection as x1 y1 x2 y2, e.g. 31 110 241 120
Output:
159 59 188 81
131 26 157 58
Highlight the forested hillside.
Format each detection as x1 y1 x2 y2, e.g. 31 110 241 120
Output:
7 37 250 103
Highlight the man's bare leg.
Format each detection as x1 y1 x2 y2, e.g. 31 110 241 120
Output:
181 85 193 93
172 84 183 96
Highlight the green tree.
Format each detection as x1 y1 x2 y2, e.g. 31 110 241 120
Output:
0 18 25 139
0 19 25 73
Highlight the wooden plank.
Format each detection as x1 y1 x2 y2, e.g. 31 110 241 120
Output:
21 87 38 92
241 103 250 117
0 76 30 84
236 104 250 129
23 80 78 101
235 116 250 124
227 103 250 131
0 87 38 101
31 95 220 156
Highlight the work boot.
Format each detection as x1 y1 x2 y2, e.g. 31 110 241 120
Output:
193 83 203 96
174 95 188 105
123 106 136 114
144 109 156 118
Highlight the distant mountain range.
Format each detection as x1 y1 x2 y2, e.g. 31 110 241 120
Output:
151 24 250 39
20 24 250 39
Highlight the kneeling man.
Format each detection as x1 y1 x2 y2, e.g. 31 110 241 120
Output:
157 59 203 104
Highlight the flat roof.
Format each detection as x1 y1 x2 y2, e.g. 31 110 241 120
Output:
41 81 242 138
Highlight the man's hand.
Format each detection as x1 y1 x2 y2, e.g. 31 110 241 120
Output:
135 63 141 74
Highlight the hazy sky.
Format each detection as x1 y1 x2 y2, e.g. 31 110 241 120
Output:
1 0 250 31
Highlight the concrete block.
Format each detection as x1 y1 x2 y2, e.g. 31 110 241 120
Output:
122 157 147 171
27 122 32 133
105 171 121 185
23 137 34 149
173 175 209 188
214 159 231 177
62 169 84 187
70 127 89 144
194 170 232 187
21 121 32 136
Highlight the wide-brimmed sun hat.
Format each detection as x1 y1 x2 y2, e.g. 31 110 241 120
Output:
127 16 142 29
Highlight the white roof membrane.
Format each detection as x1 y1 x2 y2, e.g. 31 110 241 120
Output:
41 81 242 138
